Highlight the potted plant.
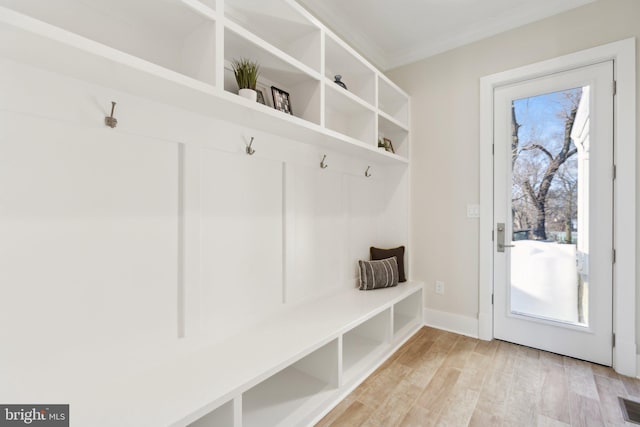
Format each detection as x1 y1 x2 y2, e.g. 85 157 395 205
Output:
232 58 260 102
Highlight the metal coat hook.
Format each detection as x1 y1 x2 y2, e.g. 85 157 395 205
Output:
365 166 372 177
105 101 118 128
320 154 328 169
246 137 255 155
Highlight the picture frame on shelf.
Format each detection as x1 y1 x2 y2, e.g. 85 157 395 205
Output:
383 137 395 154
256 89 266 105
256 83 271 107
271 86 292 115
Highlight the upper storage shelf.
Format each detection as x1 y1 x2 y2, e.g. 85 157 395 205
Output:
378 74 410 127
0 0 218 86
0 0 410 165
224 0 321 73
324 33 376 107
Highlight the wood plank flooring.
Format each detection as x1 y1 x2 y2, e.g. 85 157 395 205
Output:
316 327 640 427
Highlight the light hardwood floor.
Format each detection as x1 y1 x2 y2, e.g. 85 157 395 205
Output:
316 327 640 427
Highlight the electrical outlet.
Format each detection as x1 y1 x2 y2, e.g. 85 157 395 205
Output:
435 280 445 295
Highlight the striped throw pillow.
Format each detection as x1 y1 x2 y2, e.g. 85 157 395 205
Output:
358 257 399 290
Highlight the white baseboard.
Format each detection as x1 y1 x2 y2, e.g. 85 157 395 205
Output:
423 308 479 339
636 354 640 379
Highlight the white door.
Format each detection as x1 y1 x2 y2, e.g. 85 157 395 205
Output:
493 61 614 365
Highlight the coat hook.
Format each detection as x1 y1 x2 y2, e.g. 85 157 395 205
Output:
365 166 372 177
320 154 328 169
105 101 118 128
246 137 255 155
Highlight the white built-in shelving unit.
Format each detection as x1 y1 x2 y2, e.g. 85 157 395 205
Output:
0 0 417 425
0 0 409 164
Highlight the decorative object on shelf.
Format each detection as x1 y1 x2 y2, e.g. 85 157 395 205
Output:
365 166 372 177
271 86 292 115
232 58 260 102
104 101 118 128
256 89 266 105
245 136 255 155
256 83 272 107
370 246 406 282
334 75 348 90
383 137 395 154
378 139 387 151
358 257 399 290
320 154 328 169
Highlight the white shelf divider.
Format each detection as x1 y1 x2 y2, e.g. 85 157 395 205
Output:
379 110 409 132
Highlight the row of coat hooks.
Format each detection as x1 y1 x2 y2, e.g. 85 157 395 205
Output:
104 105 374 178
245 137 373 177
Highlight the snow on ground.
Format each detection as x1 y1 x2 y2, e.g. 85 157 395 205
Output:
510 240 579 324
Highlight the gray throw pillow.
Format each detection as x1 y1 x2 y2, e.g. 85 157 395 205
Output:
358 257 399 290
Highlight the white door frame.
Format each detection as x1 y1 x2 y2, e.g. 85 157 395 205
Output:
479 38 636 376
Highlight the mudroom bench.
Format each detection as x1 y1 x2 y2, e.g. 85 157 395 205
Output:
84 281 423 427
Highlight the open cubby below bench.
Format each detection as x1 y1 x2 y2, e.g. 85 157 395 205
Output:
78 281 423 427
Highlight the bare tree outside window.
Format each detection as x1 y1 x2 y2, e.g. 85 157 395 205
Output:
511 89 581 242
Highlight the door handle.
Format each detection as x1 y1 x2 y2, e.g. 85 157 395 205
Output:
496 222 516 252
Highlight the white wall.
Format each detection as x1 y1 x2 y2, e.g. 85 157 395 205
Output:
0 58 408 401
388 0 640 339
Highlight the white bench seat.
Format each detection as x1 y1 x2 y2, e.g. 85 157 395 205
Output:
73 281 424 427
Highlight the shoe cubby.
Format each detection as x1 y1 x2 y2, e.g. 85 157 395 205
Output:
188 400 234 427
393 290 422 337
242 338 339 427
342 308 391 384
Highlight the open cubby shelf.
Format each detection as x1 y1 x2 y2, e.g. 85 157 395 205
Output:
0 0 409 165
342 309 391 385
394 290 423 337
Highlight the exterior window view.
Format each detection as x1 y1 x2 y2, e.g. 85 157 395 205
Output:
510 87 590 326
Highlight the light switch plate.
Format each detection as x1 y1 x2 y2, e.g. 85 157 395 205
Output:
467 204 480 218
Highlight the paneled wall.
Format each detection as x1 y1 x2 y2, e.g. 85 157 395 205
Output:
0 59 408 395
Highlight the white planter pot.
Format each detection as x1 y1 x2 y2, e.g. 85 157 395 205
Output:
238 88 257 102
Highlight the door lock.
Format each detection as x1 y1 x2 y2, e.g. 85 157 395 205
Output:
497 222 516 252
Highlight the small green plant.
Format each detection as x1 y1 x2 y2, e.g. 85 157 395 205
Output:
232 58 260 90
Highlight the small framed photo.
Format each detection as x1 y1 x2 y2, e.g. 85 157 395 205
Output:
271 86 292 115
383 137 395 154
256 83 271 107
256 89 266 105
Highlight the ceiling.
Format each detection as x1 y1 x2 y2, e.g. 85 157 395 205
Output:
296 0 596 71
